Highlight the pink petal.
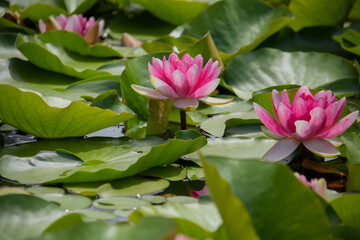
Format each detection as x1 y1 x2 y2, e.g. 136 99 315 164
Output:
253 102 290 137
199 58 213 82
303 139 340 157
64 15 78 34
294 86 314 101
181 54 193 66
193 54 203 70
324 98 345 130
309 107 326 135
291 97 310 121
150 76 179 98
171 70 189 96
131 84 168 100
317 111 359 138
199 96 233 105
192 78 220 98
169 53 179 66
272 89 281 114
277 102 296 133
280 90 290 107
206 61 221 83
152 57 163 75
148 62 163 79
185 64 200 92
176 61 189 74
163 61 175 82
98 19 104 36
84 16 95 35
263 138 301 162
261 126 286 140
294 120 313 139
173 98 199 110
39 20 46 32
55 14 67 29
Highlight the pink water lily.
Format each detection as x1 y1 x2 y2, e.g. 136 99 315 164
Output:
294 172 327 198
39 14 104 44
131 53 233 111
254 86 358 161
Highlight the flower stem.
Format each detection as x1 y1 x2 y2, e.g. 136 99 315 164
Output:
180 110 187 130
300 144 308 161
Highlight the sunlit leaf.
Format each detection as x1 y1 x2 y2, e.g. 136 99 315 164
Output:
0 84 135 138
183 0 292 55
0 130 207 183
223 48 358 99
203 157 334 239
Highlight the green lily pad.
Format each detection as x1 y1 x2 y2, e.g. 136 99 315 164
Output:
38 31 122 58
75 209 116 220
183 0 292 55
20 3 68 21
107 12 175 41
96 176 170 197
223 48 358 99
201 156 260 240
203 157 334 239
0 194 66 240
333 28 360 57
27 186 65 195
16 34 114 79
330 194 360 229
0 187 29 196
288 0 354 31
167 196 198 204
38 194 92 210
63 0 97 14
188 137 276 160
132 0 209 25
200 111 260 137
38 217 178 240
0 84 135 138
141 195 167 204
0 130 207 183
0 32 26 59
130 201 222 239
140 165 187 181
93 197 150 210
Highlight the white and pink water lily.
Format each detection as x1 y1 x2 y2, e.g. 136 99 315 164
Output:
254 86 358 161
39 14 104 44
294 172 327 198
131 53 233 111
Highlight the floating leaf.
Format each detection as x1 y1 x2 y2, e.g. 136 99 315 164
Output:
0 84 135 138
330 194 360 229
288 0 354 31
188 137 276 160
75 209 116 220
132 0 210 25
0 130 207 183
203 157 334 239
16 34 114 79
0 194 65 240
62 0 97 14
130 202 222 239
38 31 122 58
96 176 170 198
202 155 260 240
223 48 358 99
108 12 175 41
93 197 150 210
20 3 68 21
183 0 292 55
38 194 92 210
